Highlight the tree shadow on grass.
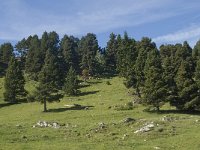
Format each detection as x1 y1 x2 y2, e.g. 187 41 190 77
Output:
147 109 200 116
87 81 102 84
78 90 99 96
47 105 94 112
0 102 21 108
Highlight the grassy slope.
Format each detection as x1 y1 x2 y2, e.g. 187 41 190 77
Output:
0 77 200 150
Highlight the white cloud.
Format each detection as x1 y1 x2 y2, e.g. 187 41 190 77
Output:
0 0 200 42
153 24 200 46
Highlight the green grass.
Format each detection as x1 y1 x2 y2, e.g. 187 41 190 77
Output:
0 77 200 150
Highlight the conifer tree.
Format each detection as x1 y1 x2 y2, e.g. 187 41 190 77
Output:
4 57 27 103
105 33 117 70
134 37 156 97
160 44 178 103
174 60 198 110
25 35 43 80
78 33 98 75
60 35 79 73
116 32 137 78
34 49 63 112
143 49 167 111
63 66 79 96
193 40 200 62
0 43 14 64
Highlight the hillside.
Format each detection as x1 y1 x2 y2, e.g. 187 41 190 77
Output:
0 77 200 150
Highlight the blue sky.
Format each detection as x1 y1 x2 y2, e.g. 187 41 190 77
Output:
0 0 200 47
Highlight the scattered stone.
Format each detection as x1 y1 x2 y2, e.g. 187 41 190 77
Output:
98 122 106 129
16 124 22 128
86 133 91 138
84 107 89 110
134 122 155 133
33 121 62 129
122 134 128 140
161 115 180 122
123 117 135 123
195 119 199 122
154 146 161 149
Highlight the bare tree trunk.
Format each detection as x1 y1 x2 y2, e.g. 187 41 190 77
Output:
136 86 141 98
43 99 47 112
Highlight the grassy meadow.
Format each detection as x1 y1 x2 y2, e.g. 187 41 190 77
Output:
0 77 200 150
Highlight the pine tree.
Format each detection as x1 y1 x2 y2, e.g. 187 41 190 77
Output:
0 43 14 64
60 35 79 73
193 40 200 61
174 60 198 110
134 37 156 97
116 32 137 78
63 66 79 96
15 36 32 68
25 35 42 80
4 57 27 103
78 33 98 75
160 44 178 103
105 33 117 70
35 49 63 112
143 49 167 111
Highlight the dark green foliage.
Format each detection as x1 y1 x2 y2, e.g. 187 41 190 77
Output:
93 50 106 75
34 49 63 112
193 40 200 61
15 36 32 68
143 49 167 110
60 35 79 73
25 35 42 80
63 66 79 96
4 57 27 103
134 37 156 96
0 43 14 74
174 60 199 110
160 45 178 102
105 33 117 70
116 32 137 78
78 33 99 75
0 43 14 64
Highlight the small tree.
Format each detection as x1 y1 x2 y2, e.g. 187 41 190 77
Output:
35 49 63 112
4 57 27 103
143 49 167 111
63 66 79 96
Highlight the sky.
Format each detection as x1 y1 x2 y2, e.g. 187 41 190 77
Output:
0 0 200 48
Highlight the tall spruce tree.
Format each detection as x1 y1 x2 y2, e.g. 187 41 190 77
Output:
143 49 167 111
4 57 27 103
160 44 178 103
0 43 14 74
134 37 156 97
0 43 14 64
174 60 198 110
25 35 42 80
193 40 200 62
105 33 117 70
78 33 98 75
116 32 137 78
34 49 63 112
60 35 79 73
63 66 79 96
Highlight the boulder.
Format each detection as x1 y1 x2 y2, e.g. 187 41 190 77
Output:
134 122 155 133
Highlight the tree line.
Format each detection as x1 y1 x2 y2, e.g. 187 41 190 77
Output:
1 31 200 112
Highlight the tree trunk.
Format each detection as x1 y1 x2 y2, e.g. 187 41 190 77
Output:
136 86 141 98
43 99 47 112
156 106 160 111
